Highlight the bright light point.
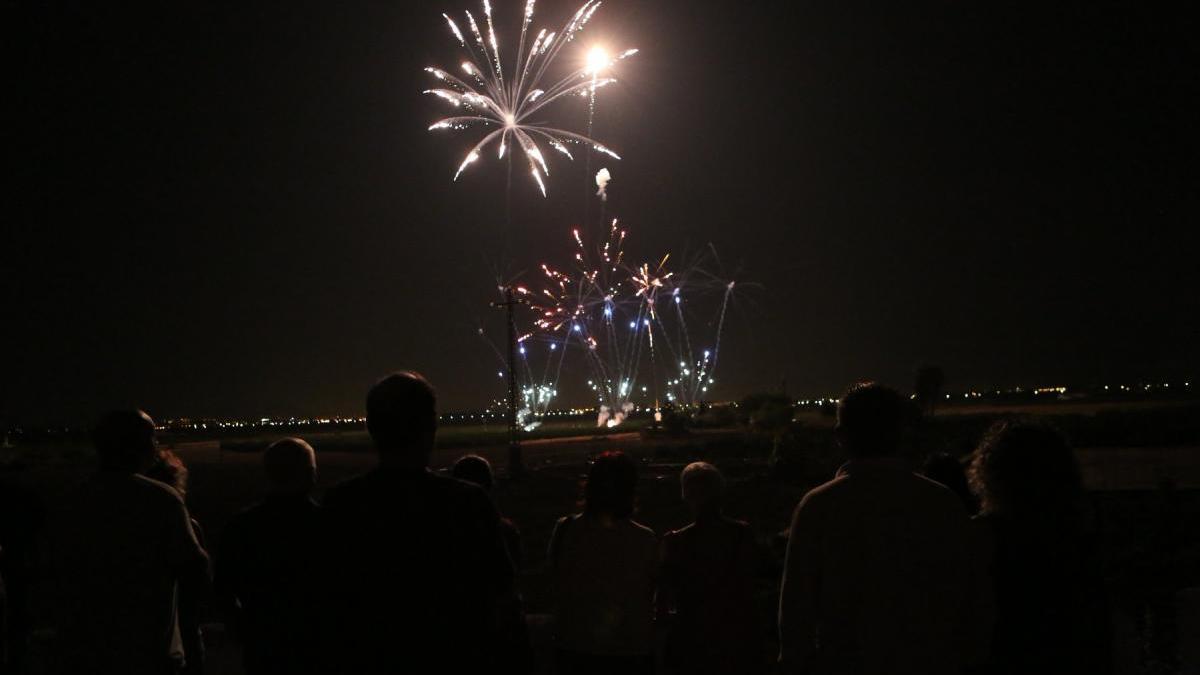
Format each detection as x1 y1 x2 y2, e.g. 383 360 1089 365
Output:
504 113 516 127
629 321 636 329
550 344 557 351
586 46 609 74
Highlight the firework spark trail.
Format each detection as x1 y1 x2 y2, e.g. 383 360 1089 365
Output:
425 1 636 196
524 221 738 426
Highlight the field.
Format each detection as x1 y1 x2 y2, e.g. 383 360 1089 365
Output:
2 399 1199 673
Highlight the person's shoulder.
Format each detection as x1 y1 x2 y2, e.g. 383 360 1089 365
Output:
130 473 187 506
427 471 492 503
552 513 579 536
724 516 752 530
909 472 970 512
625 518 657 540
799 472 851 506
429 470 482 493
663 522 696 540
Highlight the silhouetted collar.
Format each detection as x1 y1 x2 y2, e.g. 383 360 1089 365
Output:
835 457 911 478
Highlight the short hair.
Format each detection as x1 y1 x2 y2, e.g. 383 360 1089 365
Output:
837 382 905 456
144 449 189 495
452 454 494 490
584 451 638 519
366 371 437 450
93 410 157 471
969 420 1083 519
264 437 316 489
680 461 725 507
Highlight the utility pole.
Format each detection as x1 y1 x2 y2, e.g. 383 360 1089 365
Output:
492 287 525 478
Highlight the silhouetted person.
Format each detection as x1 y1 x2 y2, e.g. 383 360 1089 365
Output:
450 453 534 672
550 450 657 675
921 452 979 515
215 438 321 675
49 410 210 675
319 372 519 674
779 383 988 675
968 420 1112 674
0 480 45 674
452 454 523 570
659 462 762 675
144 448 207 675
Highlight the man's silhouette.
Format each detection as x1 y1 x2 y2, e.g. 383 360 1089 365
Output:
216 437 321 675
50 410 210 675
778 383 989 675
320 372 519 674
659 462 762 675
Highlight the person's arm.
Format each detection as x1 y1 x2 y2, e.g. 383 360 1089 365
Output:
167 497 211 596
959 518 995 671
212 518 244 641
778 494 821 674
165 495 211 674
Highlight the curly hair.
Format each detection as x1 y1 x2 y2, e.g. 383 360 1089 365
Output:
968 419 1083 519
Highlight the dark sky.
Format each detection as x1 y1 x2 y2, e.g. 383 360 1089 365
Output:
7 0 1197 423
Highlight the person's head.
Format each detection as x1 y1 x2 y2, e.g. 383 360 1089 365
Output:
584 451 638 520
264 437 317 496
366 371 437 469
968 420 1083 520
680 461 725 516
835 382 906 457
144 448 189 496
452 454 494 491
920 452 977 515
93 409 158 472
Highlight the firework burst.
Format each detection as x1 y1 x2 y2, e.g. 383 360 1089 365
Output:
425 0 636 196
520 223 738 427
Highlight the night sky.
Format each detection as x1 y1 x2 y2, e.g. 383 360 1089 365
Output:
7 1 1197 424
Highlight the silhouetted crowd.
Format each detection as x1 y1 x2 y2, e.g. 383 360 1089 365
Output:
0 373 1113 674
